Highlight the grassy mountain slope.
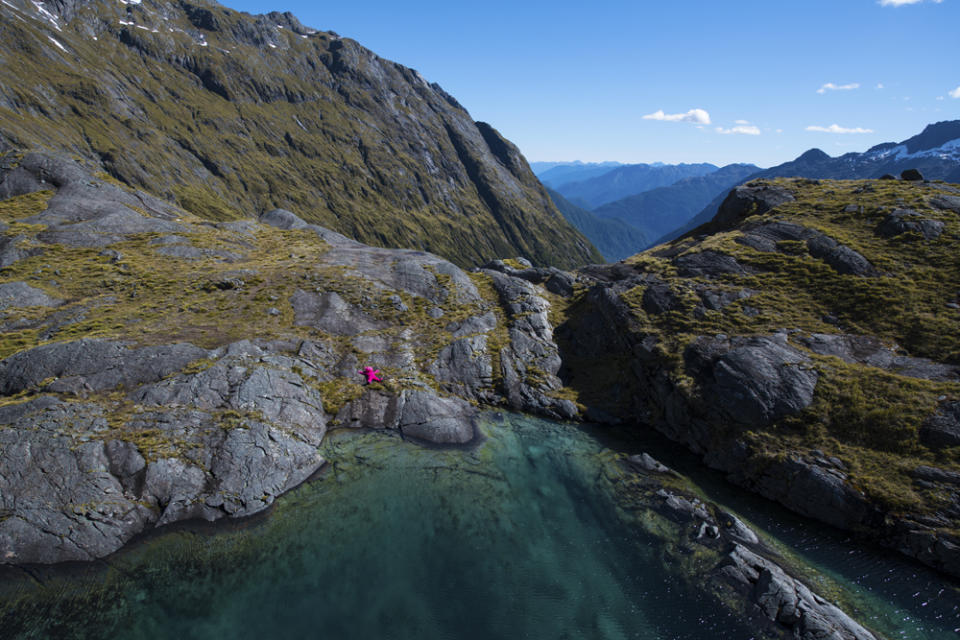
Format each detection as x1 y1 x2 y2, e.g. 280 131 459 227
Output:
546 187 648 261
0 0 601 268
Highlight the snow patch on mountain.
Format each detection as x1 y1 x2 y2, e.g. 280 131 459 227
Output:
868 138 960 162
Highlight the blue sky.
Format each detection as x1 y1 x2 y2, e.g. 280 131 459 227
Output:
223 0 959 167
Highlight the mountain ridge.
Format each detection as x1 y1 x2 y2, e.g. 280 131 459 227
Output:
656 120 960 246
0 0 602 268
592 163 760 249
553 162 719 208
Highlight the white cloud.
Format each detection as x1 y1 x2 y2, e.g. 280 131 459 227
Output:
735 119 750 125
876 83 884 89
817 82 860 94
937 95 946 100
716 125 761 135
949 86 960 98
642 108 711 125
879 0 942 5
806 124 874 134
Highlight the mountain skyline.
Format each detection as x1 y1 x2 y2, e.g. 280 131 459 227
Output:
221 0 959 167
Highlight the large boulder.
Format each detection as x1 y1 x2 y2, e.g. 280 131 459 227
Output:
685 334 819 426
398 390 477 445
712 183 795 229
920 401 960 449
875 209 944 240
806 235 877 277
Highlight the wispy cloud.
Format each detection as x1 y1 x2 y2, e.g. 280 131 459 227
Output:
642 108 711 125
876 83 884 89
817 82 860 94
806 124 874 134
949 86 960 99
716 125 761 135
879 0 943 5
734 119 750 125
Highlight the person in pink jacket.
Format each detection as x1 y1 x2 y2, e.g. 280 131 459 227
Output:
359 366 383 384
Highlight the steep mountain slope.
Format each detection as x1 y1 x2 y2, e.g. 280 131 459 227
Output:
559 176 960 577
555 162 718 208
546 187 648 261
0 0 601 268
534 161 623 189
592 163 759 246
660 121 960 246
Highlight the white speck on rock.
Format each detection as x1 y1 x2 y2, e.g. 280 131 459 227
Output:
47 35 67 51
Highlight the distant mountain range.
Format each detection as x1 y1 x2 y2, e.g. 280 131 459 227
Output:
530 161 623 184
659 120 960 245
591 163 759 243
529 161 758 260
552 163 719 208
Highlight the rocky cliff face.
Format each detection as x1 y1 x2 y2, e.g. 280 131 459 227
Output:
560 177 960 579
0 0 601 268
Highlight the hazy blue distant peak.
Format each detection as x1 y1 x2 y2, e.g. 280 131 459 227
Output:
530 160 623 176
553 162 719 208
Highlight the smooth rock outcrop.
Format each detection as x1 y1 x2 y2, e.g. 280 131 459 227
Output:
0 281 62 309
796 333 960 381
685 335 819 427
712 183 796 229
0 339 208 396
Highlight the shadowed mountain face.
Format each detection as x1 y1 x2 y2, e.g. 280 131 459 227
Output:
0 0 602 268
546 187 648 261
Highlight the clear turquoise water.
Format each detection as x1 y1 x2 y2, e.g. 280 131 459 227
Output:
1 412 958 639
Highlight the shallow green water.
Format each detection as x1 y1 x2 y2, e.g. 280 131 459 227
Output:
1 413 958 639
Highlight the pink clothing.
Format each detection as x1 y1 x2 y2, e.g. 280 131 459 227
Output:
359 366 382 384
